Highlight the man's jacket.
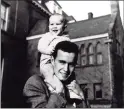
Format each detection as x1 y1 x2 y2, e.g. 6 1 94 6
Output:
23 74 90 108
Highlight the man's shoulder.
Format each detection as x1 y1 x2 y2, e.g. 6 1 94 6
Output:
25 74 44 86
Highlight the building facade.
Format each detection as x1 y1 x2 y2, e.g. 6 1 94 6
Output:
66 2 124 107
1 0 50 107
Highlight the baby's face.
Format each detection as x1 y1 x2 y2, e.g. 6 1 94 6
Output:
49 15 64 36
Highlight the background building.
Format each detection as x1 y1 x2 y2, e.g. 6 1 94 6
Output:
1 0 50 107
66 1 124 107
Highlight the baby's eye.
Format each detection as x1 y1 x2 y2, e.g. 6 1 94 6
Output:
50 23 53 25
56 23 61 25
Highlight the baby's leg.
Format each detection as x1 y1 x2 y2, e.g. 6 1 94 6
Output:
40 63 54 83
40 63 63 93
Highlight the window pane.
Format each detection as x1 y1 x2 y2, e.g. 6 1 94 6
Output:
81 44 86 55
94 84 102 99
96 43 102 52
88 44 93 53
1 2 9 31
1 5 6 19
80 84 88 98
81 48 86 55
89 55 94 64
1 19 4 30
97 54 102 64
81 56 87 65
37 0 42 4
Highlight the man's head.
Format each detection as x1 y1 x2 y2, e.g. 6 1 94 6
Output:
51 41 79 81
49 13 67 36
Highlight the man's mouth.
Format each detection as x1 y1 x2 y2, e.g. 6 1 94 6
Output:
60 72 68 78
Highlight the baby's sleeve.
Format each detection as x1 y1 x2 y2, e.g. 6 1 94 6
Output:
37 34 51 53
49 36 70 49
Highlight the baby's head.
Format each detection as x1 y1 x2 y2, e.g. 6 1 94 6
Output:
49 13 67 36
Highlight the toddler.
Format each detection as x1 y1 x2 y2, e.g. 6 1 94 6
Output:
37 13 84 99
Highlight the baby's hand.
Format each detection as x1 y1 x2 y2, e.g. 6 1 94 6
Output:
50 48 55 55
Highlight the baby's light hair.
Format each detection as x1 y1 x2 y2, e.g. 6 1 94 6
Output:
49 13 68 26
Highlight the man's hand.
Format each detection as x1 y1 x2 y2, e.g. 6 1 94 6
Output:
67 80 84 99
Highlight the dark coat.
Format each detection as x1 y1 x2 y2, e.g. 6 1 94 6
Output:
23 74 90 108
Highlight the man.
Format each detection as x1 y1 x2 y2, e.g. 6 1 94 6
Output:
23 41 90 108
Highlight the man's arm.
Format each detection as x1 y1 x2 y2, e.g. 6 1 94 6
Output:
23 75 66 108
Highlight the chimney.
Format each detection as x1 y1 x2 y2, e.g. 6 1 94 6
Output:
88 12 93 19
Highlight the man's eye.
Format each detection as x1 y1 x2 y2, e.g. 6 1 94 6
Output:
59 60 66 64
50 24 53 25
69 63 75 66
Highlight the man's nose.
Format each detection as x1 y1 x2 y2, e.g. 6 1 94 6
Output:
63 64 68 71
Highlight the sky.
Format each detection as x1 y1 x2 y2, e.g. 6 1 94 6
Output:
58 1 124 27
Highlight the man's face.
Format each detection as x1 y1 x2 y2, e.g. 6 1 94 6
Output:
52 50 76 81
49 15 64 36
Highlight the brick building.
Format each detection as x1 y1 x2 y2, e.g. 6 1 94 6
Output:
66 2 124 107
1 0 51 107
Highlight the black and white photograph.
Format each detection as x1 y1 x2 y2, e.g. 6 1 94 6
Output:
1 0 124 108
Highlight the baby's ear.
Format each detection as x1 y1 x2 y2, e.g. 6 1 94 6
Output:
63 24 67 31
51 56 54 66
64 24 67 28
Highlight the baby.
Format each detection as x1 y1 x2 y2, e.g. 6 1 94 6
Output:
37 13 84 99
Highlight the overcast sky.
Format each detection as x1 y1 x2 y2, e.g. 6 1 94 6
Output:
58 1 124 27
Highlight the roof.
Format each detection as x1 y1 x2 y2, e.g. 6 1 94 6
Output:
66 15 76 22
31 0 52 16
66 14 111 39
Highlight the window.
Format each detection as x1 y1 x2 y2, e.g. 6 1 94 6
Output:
81 44 87 66
80 84 88 98
96 42 102 64
116 40 120 55
87 44 94 65
35 0 42 4
1 2 9 31
93 83 102 99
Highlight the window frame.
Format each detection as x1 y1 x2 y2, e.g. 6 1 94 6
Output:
96 42 103 65
93 83 102 100
80 84 88 99
87 43 94 65
80 44 87 66
1 1 9 31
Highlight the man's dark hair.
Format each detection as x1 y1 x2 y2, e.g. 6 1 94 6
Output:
52 41 79 64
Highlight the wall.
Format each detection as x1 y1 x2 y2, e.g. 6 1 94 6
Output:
1 0 49 107
110 15 124 107
26 19 49 77
1 0 30 107
74 36 112 104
